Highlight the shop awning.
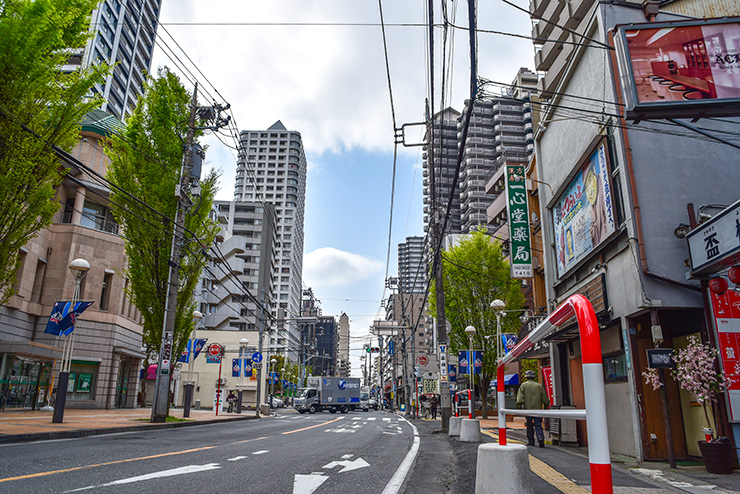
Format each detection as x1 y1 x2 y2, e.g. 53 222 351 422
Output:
491 373 519 386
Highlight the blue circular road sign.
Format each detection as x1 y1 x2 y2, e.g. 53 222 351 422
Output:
252 352 263 363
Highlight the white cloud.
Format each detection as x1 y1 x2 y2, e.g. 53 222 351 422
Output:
303 247 383 287
154 0 534 159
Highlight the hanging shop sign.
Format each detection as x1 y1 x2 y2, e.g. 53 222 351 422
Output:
614 17 740 121
687 198 740 276
505 164 533 279
552 139 616 278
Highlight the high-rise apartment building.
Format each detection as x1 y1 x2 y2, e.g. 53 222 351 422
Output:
398 236 426 294
62 0 162 120
460 68 536 234
337 313 350 377
422 108 462 235
235 121 307 358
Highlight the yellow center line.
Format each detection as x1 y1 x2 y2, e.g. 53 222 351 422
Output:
481 430 590 494
282 416 343 434
0 417 344 484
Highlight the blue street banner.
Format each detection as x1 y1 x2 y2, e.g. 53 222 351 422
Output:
178 338 208 363
472 351 483 374
244 359 253 377
389 340 395 356
501 334 517 355
458 351 470 374
44 301 94 336
448 364 457 382
232 358 242 377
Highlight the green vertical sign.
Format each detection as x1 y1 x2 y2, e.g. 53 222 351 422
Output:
505 165 533 278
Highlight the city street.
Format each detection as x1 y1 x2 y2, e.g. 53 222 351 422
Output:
0 409 414 494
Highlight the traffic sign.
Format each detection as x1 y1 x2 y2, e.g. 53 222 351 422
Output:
416 355 429 366
208 343 223 357
252 352 263 363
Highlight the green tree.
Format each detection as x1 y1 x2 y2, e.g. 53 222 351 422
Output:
0 0 108 302
106 67 219 370
429 229 525 418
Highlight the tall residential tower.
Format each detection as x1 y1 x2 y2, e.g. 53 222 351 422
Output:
235 121 307 358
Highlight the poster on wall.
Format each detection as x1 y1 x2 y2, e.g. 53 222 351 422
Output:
709 288 740 422
615 17 740 120
552 140 616 277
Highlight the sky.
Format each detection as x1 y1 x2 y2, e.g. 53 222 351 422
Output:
152 0 534 376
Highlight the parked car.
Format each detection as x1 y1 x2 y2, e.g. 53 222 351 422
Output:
368 397 378 410
270 396 284 408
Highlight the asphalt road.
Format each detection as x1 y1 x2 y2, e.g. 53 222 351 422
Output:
0 409 416 494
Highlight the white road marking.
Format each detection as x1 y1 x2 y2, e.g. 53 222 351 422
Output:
65 463 221 492
367 417 376 421
341 454 354 459
381 418 420 494
325 427 355 433
323 457 371 473
227 456 247 461
293 474 328 494
252 450 269 455
631 468 697 489
352 417 362 420
383 418 391 422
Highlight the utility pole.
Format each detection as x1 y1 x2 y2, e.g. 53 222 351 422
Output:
256 288 265 416
151 84 199 423
151 84 231 422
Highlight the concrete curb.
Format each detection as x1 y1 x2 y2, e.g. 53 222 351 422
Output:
0 414 259 445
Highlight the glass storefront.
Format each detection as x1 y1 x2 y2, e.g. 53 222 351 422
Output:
0 354 53 410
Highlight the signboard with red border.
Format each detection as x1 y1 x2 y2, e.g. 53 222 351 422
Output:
541 366 554 406
709 288 740 422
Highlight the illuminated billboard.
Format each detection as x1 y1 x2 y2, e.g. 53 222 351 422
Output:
552 139 617 278
614 17 740 120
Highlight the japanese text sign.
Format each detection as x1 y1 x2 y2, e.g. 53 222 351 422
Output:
505 165 533 278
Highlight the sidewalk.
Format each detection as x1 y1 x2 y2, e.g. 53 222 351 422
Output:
0 407 258 444
477 416 740 493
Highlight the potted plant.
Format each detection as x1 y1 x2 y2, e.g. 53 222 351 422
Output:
643 335 732 474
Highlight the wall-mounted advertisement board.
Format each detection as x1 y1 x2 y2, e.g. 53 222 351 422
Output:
614 17 740 120
552 139 616 278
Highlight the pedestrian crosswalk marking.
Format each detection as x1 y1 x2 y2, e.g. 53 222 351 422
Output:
383 418 391 422
352 417 362 420
227 456 247 461
367 417 376 421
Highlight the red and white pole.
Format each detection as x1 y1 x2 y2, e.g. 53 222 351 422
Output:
468 389 473 419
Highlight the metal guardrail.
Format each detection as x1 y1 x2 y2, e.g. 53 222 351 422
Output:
496 294 613 494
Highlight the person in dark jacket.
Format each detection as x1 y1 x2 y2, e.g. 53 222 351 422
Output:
430 395 438 419
516 370 549 447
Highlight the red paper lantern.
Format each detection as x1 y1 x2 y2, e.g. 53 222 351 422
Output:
709 277 729 295
728 266 740 285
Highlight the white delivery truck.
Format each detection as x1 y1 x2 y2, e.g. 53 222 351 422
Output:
294 376 361 414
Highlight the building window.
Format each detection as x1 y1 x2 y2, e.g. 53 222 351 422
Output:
603 351 628 383
30 259 47 303
99 272 113 311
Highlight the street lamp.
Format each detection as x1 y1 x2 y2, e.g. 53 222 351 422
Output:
238 338 248 414
269 358 277 411
182 310 202 418
52 258 90 424
490 299 505 360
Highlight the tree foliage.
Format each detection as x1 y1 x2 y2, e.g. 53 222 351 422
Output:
429 229 525 417
106 67 219 364
0 0 108 302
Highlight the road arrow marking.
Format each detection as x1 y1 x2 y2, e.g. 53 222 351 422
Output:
341 454 354 459
293 474 328 494
227 456 247 461
322 457 370 473
65 464 221 492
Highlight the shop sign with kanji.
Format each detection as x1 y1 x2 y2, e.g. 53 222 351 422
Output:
687 198 740 276
505 165 533 278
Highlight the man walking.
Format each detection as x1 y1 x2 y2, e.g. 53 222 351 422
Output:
516 369 549 447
